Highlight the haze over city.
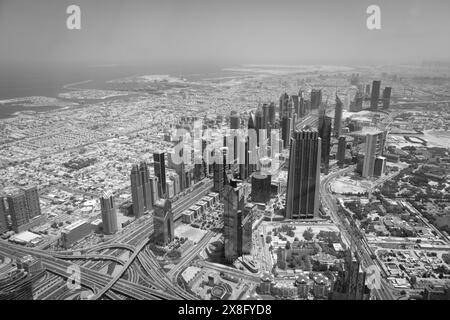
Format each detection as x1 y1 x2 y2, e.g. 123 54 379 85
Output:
1 0 450 67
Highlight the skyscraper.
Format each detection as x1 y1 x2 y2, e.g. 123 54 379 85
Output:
350 90 364 112
153 199 174 245
370 80 381 109
223 180 246 262
268 102 276 127
362 131 385 178
22 186 41 219
100 191 118 235
255 107 264 130
168 152 186 192
298 91 307 117
0 198 8 234
285 130 321 220
331 250 370 300
247 112 256 130
291 95 299 117
230 111 240 130
139 162 154 212
279 93 290 118
242 204 254 255
238 136 249 180
5 186 43 233
337 136 347 168
334 95 343 138
7 192 29 233
130 164 145 218
228 112 241 162
281 116 292 150
382 87 392 109
153 152 167 197
150 176 160 205
213 161 224 197
311 89 322 109
262 104 270 129
251 172 271 203
255 108 264 146
365 84 371 97
318 113 332 174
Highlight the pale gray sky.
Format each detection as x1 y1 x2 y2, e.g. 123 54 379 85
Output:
0 0 449 67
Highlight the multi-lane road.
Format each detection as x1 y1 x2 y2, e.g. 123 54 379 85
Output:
320 166 395 300
0 178 216 300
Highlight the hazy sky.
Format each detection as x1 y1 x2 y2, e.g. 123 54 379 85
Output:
1 0 449 67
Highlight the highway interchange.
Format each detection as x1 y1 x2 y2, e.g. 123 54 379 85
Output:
1 114 403 300
0 179 214 300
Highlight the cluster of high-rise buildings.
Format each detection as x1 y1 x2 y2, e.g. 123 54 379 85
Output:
0 81 392 261
217 83 394 263
350 80 392 112
101 152 176 244
130 161 159 219
331 250 371 300
216 89 330 261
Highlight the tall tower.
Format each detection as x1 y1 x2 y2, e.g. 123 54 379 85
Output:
350 90 364 112
168 152 186 192
223 181 246 262
213 161 224 197
285 130 321 219
334 95 343 138
7 192 28 233
255 108 264 130
331 250 370 300
0 198 7 234
229 112 240 162
262 104 270 129
279 93 290 118
153 199 174 245
337 136 347 168
311 89 322 109
130 164 144 218
150 176 160 205
100 191 118 235
22 186 41 219
370 80 381 109
247 112 256 130
6 186 42 233
291 95 299 117
365 84 371 97
139 162 154 212
238 136 249 180
153 152 167 198
281 116 292 150
318 113 332 174
230 111 240 130
382 87 392 109
268 102 276 127
254 108 264 147
362 131 385 178
298 90 307 117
